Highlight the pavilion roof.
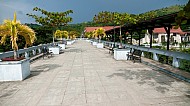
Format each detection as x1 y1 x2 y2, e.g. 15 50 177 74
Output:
106 12 180 33
84 26 120 32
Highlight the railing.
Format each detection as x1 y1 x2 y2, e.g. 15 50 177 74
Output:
0 43 55 61
99 40 190 68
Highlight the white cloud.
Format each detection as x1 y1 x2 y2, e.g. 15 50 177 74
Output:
0 0 36 24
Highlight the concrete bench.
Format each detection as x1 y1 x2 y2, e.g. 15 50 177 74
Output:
108 47 114 54
104 46 114 54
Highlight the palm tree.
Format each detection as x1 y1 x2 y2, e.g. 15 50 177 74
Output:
0 12 36 59
68 31 78 40
85 32 93 38
94 28 106 43
54 30 68 41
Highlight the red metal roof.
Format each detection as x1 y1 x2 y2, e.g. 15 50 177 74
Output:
84 26 120 32
153 27 186 35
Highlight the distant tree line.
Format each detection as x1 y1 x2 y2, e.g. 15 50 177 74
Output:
0 5 186 52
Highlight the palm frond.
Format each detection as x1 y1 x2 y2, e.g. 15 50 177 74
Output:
54 30 62 38
0 34 8 45
62 31 68 38
0 25 10 36
17 25 36 47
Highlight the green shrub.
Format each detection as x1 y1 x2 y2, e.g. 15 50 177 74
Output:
143 51 153 59
179 59 190 72
157 54 173 65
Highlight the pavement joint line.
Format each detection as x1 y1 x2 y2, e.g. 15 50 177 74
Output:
81 47 88 104
61 51 76 105
2 40 190 105
26 67 60 106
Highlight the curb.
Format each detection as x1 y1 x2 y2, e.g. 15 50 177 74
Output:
142 61 190 83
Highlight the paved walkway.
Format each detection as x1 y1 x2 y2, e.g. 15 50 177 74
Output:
0 40 190 106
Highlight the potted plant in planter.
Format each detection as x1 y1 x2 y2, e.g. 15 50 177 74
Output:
92 30 98 46
54 30 68 50
67 31 78 45
94 28 106 48
0 12 36 81
84 31 93 42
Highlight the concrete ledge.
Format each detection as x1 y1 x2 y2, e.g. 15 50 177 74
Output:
142 58 190 83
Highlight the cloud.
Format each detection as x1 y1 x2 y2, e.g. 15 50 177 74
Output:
0 0 35 23
17 11 24 15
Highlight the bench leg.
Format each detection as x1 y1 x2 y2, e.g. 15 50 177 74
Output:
127 55 129 60
43 53 45 59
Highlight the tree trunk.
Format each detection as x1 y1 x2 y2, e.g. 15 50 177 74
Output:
98 35 101 43
119 25 122 48
53 30 55 44
13 50 17 60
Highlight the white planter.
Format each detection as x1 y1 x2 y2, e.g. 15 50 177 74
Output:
92 42 98 46
97 43 104 48
71 40 75 44
67 41 72 45
114 49 130 60
0 59 30 81
86 40 90 42
49 47 60 55
58 44 66 50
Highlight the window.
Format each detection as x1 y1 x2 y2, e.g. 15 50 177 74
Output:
173 33 176 36
161 35 165 42
153 34 158 39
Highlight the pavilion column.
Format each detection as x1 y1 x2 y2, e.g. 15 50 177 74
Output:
129 31 133 45
164 25 171 51
106 34 108 41
113 26 116 48
111 33 114 42
124 33 127 44
137 31 141 46
164 25 171 64
148 28 153 48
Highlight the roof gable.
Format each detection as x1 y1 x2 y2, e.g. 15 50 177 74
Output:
153 27 186 35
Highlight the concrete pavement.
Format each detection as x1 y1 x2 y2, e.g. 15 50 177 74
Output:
0 40 190 106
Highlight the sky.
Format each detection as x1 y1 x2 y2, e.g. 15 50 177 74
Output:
0 0 188 24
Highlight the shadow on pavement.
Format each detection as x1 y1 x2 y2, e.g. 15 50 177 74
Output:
27 64 62 79
107 68 178 94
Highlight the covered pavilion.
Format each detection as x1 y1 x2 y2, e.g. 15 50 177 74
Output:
106 12 180 50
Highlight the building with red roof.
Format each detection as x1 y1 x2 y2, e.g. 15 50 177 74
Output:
142 27 190 45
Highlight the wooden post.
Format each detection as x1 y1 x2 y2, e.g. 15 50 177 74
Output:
124 33 127 44
148 28 153 48
164 26 171 51
128 31 133 45
137 31 141 46
164 25 171 64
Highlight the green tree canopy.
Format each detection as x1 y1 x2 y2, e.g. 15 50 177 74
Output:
27 7 73 43
27 7 73 27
